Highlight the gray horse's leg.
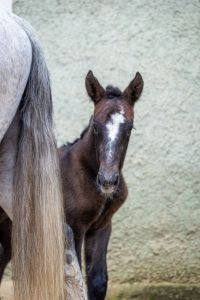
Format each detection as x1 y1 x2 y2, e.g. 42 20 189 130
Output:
0 10 32 218
64 224 88 299
0 213 12 282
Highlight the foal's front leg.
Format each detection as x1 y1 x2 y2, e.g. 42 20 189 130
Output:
84 223 111 300
73 227 85 268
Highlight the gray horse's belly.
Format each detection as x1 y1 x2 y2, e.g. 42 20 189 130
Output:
0 9 32 218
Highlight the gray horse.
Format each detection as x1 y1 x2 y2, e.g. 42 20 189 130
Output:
0 6 88 300
0 7 65 300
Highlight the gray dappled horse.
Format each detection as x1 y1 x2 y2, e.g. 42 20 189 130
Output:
0 7 65 300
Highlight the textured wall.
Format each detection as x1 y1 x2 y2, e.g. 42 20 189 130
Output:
14 0 200 286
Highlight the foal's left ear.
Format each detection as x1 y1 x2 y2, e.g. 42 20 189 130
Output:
123 72 144 105
85 70 105 104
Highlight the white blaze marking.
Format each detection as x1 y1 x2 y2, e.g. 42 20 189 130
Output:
106 110 125 161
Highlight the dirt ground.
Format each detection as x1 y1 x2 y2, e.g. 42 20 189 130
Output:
1 279 200 300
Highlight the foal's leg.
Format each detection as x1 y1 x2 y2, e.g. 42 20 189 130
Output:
84 223 112 300
0 216 12 282
73 227 85 268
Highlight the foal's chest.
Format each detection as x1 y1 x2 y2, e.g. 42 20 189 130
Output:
89 194 126 230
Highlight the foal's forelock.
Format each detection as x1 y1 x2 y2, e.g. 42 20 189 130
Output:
105 108 125 162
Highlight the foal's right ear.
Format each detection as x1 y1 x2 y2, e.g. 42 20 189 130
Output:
85 70 105 104
123 72 144 105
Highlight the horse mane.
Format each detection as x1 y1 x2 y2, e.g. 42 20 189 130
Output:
64 124 90 148
106 85 122 99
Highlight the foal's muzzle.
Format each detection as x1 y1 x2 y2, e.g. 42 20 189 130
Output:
97 171 119 194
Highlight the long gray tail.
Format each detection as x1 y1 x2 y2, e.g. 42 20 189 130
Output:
12 16 65 300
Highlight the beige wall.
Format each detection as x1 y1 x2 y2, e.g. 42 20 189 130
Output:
14 0 200 286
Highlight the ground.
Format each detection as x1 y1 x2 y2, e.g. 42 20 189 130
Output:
1 278 200 300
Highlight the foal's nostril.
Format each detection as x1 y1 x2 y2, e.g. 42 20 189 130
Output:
97 172 103 186
113 172 119 186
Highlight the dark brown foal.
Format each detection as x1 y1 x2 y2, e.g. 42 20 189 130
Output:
59 70 144 300
0 71 143 300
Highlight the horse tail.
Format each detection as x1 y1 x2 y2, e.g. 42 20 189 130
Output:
12 17 65 300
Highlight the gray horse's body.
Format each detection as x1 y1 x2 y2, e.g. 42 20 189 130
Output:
0 8 88 300
0 9 31 219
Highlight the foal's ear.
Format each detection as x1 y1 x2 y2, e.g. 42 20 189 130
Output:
123 72 144 105
85 70 105 104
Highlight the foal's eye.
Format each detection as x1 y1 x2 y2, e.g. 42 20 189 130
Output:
127 131 131 137
93 124 98 135
127 125 133 137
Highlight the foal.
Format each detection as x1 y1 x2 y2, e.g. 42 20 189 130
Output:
59 71 144 300
0 71 143 299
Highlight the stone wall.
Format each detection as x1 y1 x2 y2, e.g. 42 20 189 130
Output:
14 0 200 287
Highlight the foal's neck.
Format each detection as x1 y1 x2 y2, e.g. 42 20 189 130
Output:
76 125 99 173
